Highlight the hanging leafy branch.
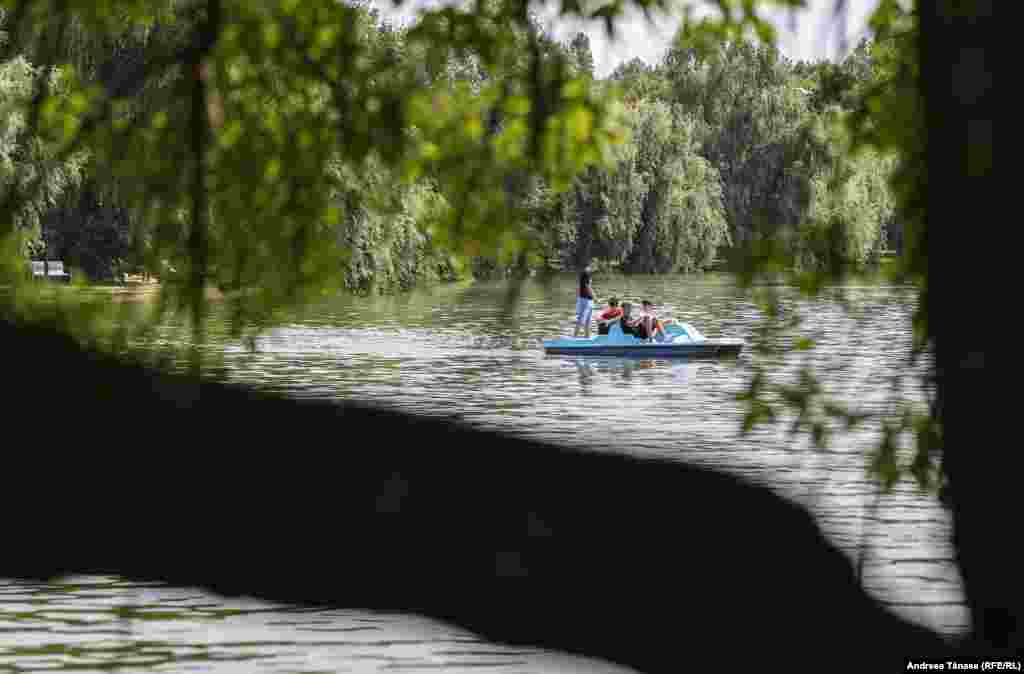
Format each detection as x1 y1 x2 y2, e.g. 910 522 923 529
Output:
1 0 939 496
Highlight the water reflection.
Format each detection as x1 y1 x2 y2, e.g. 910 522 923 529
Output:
564 356 700 387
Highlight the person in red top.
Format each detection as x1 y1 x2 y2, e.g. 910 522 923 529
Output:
596 297 623 335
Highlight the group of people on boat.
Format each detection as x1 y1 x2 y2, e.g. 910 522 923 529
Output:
573 265 668 341
596 297 667 340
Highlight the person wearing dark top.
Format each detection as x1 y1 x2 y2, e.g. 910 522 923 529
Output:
596 297 623 335
637 299 666 341
619 302 639 337
634 317 651 340
573 265 595 338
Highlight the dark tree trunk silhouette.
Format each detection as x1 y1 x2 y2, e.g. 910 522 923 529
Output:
922 1 1014 654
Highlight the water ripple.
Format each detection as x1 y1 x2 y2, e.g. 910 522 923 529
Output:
2 276 960 672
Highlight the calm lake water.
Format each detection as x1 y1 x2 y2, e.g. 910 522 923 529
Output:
2 274 966 672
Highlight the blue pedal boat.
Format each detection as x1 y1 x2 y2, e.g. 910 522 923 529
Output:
543 321 743 358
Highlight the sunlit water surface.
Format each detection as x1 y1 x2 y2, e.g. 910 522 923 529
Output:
2 275 964 672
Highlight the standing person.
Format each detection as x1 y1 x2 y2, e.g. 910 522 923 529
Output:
573 265 595 338
596 297 623 335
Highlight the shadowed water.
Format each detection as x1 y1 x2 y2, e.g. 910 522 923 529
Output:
1 274 964 672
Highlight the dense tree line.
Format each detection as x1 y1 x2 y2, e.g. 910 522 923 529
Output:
2 2 899 287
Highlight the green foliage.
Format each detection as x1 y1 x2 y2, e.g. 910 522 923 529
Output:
42 181 131 280
0 0 941 500
717 4 939 497
518 97 729 274
791 113 896 272
618 99 730 272
0 54 89 255
332 158 459 293
568 31 594 79
2 0 629 340
3 0 897 289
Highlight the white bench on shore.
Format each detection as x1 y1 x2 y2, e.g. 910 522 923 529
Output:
30 260 71 282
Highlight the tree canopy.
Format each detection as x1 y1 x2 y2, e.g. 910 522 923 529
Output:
0 0 936 520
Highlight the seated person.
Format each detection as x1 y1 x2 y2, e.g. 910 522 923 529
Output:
636 300 666 341
618 302 640 337
596 297 623 335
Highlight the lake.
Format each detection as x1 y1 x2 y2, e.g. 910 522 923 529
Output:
1 273 965 672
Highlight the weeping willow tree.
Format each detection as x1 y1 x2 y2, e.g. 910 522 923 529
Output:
2 0 629 352
0 53 90 258
544 97 729 273
0 0 1008 652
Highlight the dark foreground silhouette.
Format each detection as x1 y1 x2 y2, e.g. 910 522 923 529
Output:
3 317 955 672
